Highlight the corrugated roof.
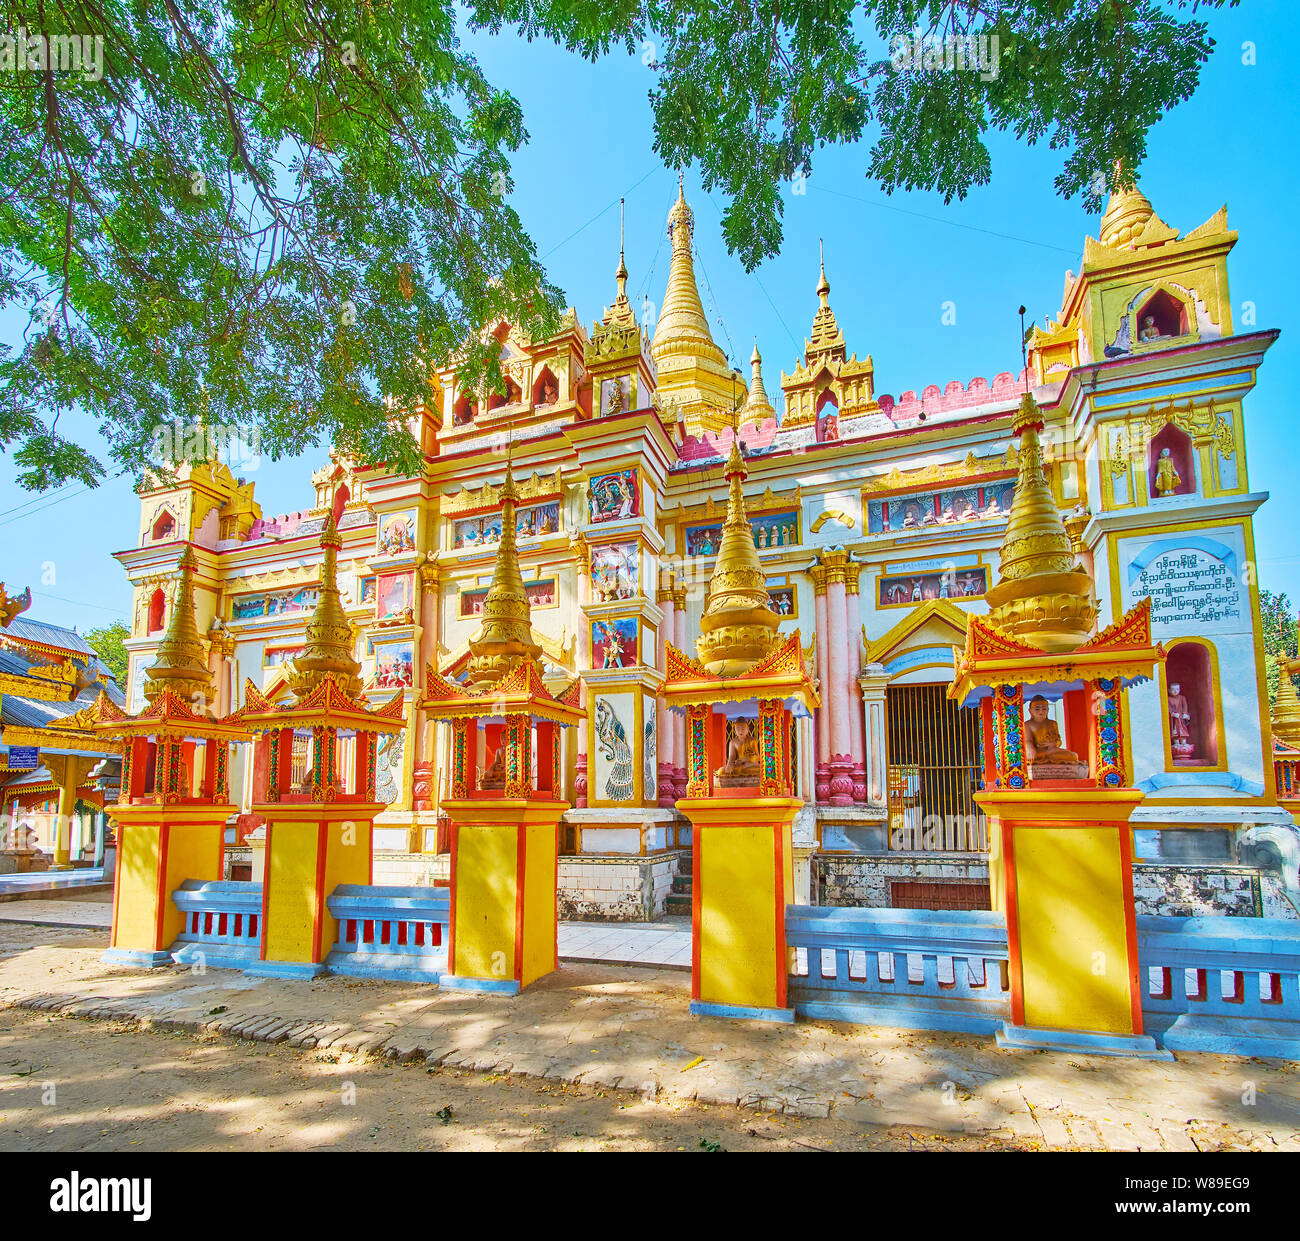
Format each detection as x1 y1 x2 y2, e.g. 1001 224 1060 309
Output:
5 616 97 658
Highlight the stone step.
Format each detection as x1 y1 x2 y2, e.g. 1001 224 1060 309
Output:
664 893 692 916
676 853 693 878
671 876 693 895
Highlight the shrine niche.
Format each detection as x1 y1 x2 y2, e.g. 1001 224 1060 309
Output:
1163 639 1221 768
600 374 630 416
532 365 559 407
452 391 477 426
1134 287 1191 343
147 588 166 634
1147 422 1195 499
151 510 177 542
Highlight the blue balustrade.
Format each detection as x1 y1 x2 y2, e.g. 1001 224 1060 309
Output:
324 885 450 984
170 880 263 971
1137 915 1300 1060
785 905 1010 1034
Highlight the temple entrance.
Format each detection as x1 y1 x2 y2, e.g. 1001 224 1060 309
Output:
886 683 986 852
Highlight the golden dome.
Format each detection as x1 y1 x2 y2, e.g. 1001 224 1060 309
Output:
288 512 362 699
1273 657 1300 748
1099 175 1155 251
983 392 1098 652
695 440 781 675
466 462 543 689
143 546 215 709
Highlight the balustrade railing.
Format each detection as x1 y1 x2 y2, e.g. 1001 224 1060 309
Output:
1136 915 1300 1059
170 880 263 971
786 905 1010 1033
324 885 450 984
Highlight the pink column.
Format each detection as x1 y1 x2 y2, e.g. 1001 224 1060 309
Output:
656 584 676 806
673 584 688 799
845 564 867 803
825 559 853 806
412 562 440 813
574 540 591 808
811 564 831 801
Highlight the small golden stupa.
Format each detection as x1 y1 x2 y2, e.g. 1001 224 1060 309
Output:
143 546 215 709
465 462 542 689
695 439 781 675
287 512 362 699
1098 176 1156 252
1272 657 1300 749
742 340 776 424
983 391 1098 653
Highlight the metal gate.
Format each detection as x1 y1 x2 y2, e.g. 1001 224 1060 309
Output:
886 683 986 852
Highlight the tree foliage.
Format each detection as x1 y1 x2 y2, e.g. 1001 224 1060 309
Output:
1 0 1233 490
84 618 129 681
1260 589 1297 711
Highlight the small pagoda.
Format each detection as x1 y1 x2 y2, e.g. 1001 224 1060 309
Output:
661 438 817 1023
93 546 251 967
232 510 405 978
949 390 1166 1056
420 462 583 994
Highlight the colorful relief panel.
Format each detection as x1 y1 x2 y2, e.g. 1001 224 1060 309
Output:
588 468 639 523
372 640 414 688
453 500 561 549
686 509 798 556
767 581 797 616
459 577 557 617
231 586 318 619
592 617 638 669
377 510 417 556
360 571 413 619
593 696 636 802
591 542 639 602
600 375 631 416
867 484 1015 534
879 566 987 606
264 645 302 668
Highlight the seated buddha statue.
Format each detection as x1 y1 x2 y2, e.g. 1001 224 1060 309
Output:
1024 695 1083 770
480 745 507 790
716 718 762 786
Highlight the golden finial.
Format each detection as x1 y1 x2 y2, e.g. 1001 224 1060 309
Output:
1273 655 1300 748
1099 163 1155 251
466 460 542 688
144 546 215 709
742 338 776 424
808 240 844 355
983 391 1098 652
695 437 780 675
817 238 829 303
288 510 362 699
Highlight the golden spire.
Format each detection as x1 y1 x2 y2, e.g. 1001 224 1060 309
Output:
1099 166 1155 251
695 438 780 675
144 546 215 709
807 238 845 358
288 511 362 699
983 392 1098 652
742 339 776 423
466 461 542 688
651 175 727 366
1273 656 1300 748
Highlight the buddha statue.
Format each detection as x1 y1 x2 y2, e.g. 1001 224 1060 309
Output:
1139 314 1162 342
1155 447 1181 496
1168 681 1196 759
716 718 762 786
1024 695 1084 772
481 744 507 790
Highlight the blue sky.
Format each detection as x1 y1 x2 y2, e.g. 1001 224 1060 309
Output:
2 4 1298 635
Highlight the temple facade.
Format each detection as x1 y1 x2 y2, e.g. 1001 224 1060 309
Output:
112 179 1298 921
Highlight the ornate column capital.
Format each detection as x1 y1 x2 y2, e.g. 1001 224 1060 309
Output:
573 532 591 576
821 548 849 587
417 559 440 591
671 586 687 610
809 564 828 596
844 561 863 596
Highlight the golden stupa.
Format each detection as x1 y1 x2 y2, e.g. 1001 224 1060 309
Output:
143 546 215 709
695 439 781 675
287 511 362 699
983 391 1098 653
465 462 542 689
1273 657 1300 749
742 340 776 424
1098 173 1155 252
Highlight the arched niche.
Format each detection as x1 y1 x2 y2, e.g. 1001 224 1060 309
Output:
1147 421 1196 499
151 510 176 541
1135 288 1190 341
452 391 477 426
532 366 559 407
147 587 166 634
815 389 840 442
487 377 522 412
1163 640 1222 768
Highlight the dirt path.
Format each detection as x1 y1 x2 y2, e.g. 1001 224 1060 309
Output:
0 1008 1025 1152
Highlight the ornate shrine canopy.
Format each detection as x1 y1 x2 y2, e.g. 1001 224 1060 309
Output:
661 631 818 716
420 659 584 727
86 687 250 745
948 598 1164 709
232 674 405 736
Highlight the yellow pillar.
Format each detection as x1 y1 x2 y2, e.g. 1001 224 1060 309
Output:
440 799 563 995
678 796 800 1023
980 789 1169 1058
45 755 94 870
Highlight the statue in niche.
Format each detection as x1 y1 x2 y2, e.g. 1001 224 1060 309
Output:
1168 681 1196 760
1154 447 1182 496
1139 314 1162 342
481 743 508 789
1024 695 1086 776
538 380 558 406
716 718 762 786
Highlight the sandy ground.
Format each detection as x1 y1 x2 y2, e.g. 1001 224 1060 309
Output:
0 1008 1025 1152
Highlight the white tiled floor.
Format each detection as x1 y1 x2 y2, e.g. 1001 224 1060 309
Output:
558 918 691 969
